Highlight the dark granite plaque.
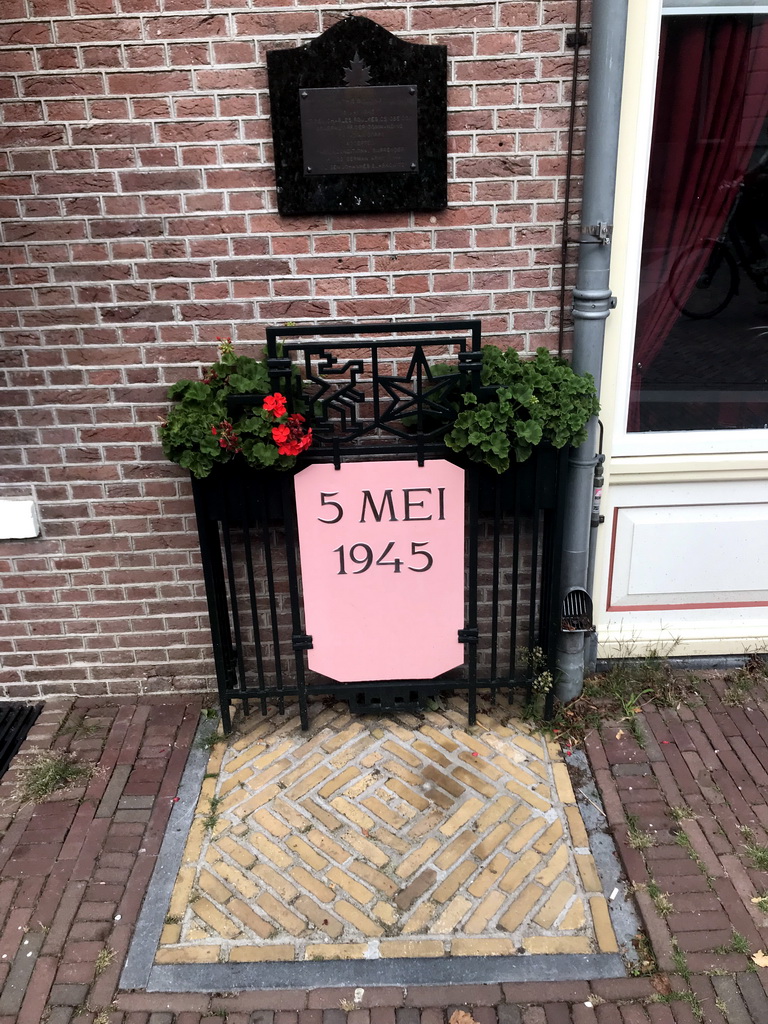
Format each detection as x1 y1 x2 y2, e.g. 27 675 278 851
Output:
267 16 447 215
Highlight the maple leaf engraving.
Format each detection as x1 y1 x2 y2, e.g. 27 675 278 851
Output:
344 52 371 87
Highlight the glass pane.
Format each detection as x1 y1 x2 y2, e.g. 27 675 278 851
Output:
629 14 768 432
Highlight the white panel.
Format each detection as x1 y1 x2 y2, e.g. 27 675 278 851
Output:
0 499 40 540
611 503 768 607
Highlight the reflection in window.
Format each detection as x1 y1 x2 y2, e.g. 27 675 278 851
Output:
630 14 768 432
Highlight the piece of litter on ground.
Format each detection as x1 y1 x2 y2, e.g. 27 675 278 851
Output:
354 988 364 1003
585 1002 593 1008
114 914 121 921
610 887 619 901
579 788 607 817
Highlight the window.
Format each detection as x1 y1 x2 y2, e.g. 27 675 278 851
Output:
628 12 768 432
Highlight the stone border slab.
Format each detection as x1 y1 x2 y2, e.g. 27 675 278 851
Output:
147 952 626 992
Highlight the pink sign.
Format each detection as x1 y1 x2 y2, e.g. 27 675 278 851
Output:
293 459 465 683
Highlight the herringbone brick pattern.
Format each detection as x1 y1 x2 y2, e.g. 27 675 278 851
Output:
157 698 618 963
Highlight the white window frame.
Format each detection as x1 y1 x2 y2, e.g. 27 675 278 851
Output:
665 2 768 11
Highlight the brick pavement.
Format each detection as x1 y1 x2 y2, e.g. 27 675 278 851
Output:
156 699 616 965
0 673 767 1021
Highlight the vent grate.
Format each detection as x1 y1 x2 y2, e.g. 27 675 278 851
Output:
561 588 593 632
0 703 44 781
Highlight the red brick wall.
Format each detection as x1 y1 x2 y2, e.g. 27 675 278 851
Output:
0 0 588 699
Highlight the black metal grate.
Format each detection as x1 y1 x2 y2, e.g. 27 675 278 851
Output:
562 588 593 632
0 703 43 781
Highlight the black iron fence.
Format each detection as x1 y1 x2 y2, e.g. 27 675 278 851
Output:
191 320 569 731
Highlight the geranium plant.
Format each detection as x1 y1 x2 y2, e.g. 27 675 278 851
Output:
160 340 312 479
444 345 599 473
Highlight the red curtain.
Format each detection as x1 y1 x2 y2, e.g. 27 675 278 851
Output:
629 16 768 430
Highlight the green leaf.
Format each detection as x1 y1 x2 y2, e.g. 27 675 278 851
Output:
168 379 209 402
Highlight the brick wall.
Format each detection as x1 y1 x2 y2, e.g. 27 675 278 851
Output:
0 0 588 700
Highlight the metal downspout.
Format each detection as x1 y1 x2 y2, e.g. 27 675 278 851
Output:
555 0 629 703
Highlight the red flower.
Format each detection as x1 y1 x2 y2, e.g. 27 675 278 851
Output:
272 414 312 456
263 393 288 417
215 419 241 453
276 427 312 457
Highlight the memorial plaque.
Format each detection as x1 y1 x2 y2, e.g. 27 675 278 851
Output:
293 460 465 683
301 85 418 176
267 16 448 215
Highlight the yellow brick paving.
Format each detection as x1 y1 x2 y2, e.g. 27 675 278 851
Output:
157 698 617 964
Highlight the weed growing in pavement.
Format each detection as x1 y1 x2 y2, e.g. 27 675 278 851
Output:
538 644 768 752
94 947 116 975
616 688 654 720
14 752 95 803
198 730 226 751
670 804 697 822
751 892 768 913
671 939 691 982
651 991 703 1022
728 931 751 956
626 812 656 851
739 827 768 871
674 829 712 883
627 714 645 749
645 878 674 917
722 677 756 706
722 652 768 705
530 637 696 750
628 930 657 975
202 795 223 832
599 638 684 705
59 715 100 739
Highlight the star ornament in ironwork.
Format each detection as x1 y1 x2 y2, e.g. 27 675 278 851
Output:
378 347 460 430
344 52 372 87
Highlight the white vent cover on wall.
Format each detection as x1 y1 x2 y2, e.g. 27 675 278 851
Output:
0 499 40 540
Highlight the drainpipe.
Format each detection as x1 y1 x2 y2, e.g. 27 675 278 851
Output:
555 0 629 703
